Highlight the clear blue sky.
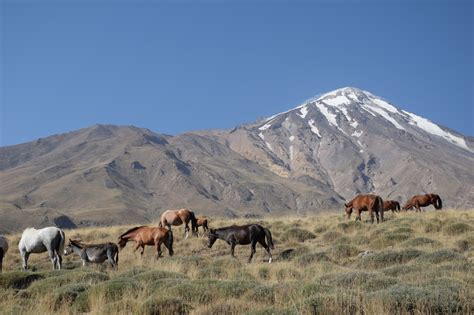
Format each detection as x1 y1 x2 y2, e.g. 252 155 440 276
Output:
1 0 473 146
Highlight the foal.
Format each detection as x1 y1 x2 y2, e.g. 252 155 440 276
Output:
64 239 119 268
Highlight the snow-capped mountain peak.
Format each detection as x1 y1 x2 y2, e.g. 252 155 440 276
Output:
258 87 471 152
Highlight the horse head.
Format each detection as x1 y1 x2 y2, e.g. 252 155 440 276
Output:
344 203 353 218
117 237 127 249
207 229 218 248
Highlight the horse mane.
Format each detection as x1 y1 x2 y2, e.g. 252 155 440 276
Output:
119 226 145 239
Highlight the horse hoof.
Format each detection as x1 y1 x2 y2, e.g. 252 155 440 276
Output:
268 258 272 264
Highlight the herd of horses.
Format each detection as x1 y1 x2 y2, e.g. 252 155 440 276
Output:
0 193 442 272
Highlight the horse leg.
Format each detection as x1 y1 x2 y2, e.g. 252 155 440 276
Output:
257 238 272 263
369 209 375 224
47 248 57 270
230 243 236 258
375 210 380 224
57 252 62 270
155 241 163 260
184 224 190 239
248 240 257 263
415 202 421 213
21 251 29 270
140 245 145 257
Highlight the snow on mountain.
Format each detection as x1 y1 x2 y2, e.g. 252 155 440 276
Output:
258 87 471 153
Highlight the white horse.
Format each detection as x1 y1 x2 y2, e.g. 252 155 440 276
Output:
0 235 9 272
18 227 65 270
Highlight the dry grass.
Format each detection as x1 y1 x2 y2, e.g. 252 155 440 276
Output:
1 210 473 314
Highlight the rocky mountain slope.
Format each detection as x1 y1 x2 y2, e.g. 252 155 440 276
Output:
1 87 472 232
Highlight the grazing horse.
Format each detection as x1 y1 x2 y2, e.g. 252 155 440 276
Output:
18 227 65 270
403 193 442 212
345 194 384 224
0 235 8 273
159 209 197 238
207 224 274 263
118 226 173 259
196 216 209 234
383 200 401 213
64 239 119 268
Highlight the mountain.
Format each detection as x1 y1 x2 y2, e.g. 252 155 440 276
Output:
1 87 472 232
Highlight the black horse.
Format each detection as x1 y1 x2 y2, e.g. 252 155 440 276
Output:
207 224 274 263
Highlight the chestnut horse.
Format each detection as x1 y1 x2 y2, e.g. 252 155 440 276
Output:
196 216 209 233
345 194 384 224
383 200 401 213
159 209 197 238
118 226 173 259
403 193 442 212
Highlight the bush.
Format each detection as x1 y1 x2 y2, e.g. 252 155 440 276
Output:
357 249 423 269
368 284 465 314
444 223 472 235
277 246 310 261
140 296 190 315
328 244 359 260
402 237 440 247
381 265 424 277
337 221 363 233
97 299 138 315
90 279 141 302
280 228 316 242
319 271 396 291
321 231 342 242
244 307 297 315
0 271 44 289
415 250 465 264
132 270 187 282
51 283 89 310
245 285 275 304
166 282 214 304
295 251 330 266
455 236 474 252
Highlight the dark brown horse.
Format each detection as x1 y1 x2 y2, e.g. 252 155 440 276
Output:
196 216 209 233
207 224 274 263
403 193 442 212
159 209 197 238
118 226 173 259
345 194 384 224
383 200 401 213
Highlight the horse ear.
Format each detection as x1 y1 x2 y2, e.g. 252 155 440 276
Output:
344 203 348 207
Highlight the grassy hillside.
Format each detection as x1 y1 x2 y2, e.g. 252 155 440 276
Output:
1 210 473 314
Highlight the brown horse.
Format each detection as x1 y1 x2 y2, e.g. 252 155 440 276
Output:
383 200 401 213
196 216 209 233
403 193 442 212
159 209 197 238
345 194 384 224
118 226 173 259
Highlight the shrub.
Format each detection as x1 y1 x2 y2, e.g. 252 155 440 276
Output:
132 270 187 282
295 251 330 266
90 279 141 302
245 285 275 304
455 236 474 252
368 284 464 314
258 267 270 280
166 282 214 304
0 271 44 289
97 299 138 315
319 271 396 291
337 221 363 233
444 223 472 235
280 228 316 242
140 296 190 315
51 283 89 310
244 307 297 315
277 246 310 261
321 231 342 242
313 225 328 234
381 265 424 277
328 244 359 260
357 249 423 269
415 250 465 264
402 237 440 247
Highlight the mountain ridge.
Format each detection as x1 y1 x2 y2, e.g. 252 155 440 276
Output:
1 87 472 233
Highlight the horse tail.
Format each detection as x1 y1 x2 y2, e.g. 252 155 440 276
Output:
264 228 274 250
435 195 443 210
115 247 119 266
167 228 174 256
58 229 66 254
0 247 4 272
